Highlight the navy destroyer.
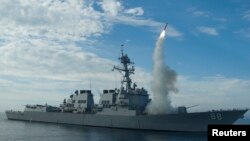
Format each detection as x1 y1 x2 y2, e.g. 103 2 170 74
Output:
5 47 248 132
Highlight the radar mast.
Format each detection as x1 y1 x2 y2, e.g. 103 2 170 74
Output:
113 45 135 92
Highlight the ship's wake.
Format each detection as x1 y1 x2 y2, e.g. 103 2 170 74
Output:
146 30 178 114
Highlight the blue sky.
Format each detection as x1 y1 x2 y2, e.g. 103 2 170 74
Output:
0 0 249 116
89 0 250 79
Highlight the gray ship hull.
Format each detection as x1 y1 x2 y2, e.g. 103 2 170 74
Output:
5 109 247 132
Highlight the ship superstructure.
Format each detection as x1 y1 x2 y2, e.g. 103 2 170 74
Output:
59 48 150 116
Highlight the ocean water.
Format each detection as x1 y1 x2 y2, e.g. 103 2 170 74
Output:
0 113 249 141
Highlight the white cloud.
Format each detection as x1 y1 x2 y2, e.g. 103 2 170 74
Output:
234 28 250 38
98 0 123 17
112 16 182 37
0 0 181 81
197 26 219 36
97 0 182 37
193 10 209 17
0 0 182 44
189 8 227 23
124 7 144 16
0 0 107 42
188 8 209 17
215 18 227 22
173 76 250 111
242 10 250 21
0 40 112 80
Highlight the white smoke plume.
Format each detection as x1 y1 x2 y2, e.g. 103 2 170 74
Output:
147 30 178 114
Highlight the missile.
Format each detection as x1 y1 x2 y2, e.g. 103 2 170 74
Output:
163 23 168 30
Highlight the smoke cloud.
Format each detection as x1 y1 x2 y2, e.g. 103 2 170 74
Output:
147 30 178 114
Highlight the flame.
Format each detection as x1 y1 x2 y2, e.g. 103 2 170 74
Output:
160 30 166 39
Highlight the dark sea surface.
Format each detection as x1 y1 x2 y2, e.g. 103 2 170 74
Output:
0 113 249 141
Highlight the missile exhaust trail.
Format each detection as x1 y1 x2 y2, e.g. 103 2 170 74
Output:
146 23 178 114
